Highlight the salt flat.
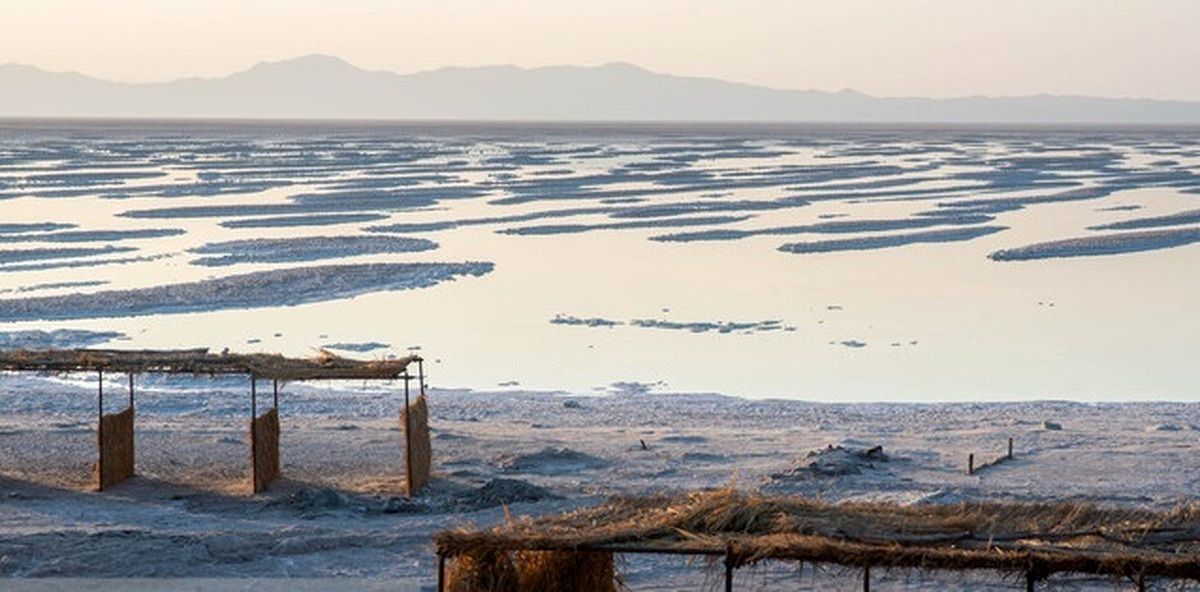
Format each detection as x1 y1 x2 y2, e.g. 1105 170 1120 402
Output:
2 377 1197 590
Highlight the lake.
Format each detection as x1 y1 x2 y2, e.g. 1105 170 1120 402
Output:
1 120 1198 401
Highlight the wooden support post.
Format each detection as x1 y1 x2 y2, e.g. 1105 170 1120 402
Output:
1137 573 1145 592
1008 437 1014 460
968 453 974 476
403 374 413 496
95 370 135 491
863 565 870 592
248 375 281 494
128 372 135 477
723 544 734 592
250 376 257 492
437 552 446 592
96 369 104 491
273 379 279 410
1026 570 1035 592
418 358 426 396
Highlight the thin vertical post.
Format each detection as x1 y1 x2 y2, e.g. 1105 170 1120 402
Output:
1137 573 1145 592
418 358 426 397
1025 570 1035 592
97 369 104 491
403 374 413 496
273 379 279 410
128 372 136 479
250 375 257 492
723 544 734 592
1008 437 1014 460
968 453 974 475
437 552 446 592
862 565 870 592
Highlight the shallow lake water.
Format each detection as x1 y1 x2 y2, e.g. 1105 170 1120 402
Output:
1 120 1198 401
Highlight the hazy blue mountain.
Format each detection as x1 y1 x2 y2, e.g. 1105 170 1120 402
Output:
3 54 1200 123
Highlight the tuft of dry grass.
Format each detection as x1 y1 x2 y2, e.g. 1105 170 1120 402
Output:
514 551 617 592
446 550 617 592
446 549 520 592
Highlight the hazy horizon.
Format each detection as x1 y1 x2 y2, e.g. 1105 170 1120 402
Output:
3 0 1199 101
2 53 1193 103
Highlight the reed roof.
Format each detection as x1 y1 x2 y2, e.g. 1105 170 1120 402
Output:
435 489 1200 580
0 348 417 381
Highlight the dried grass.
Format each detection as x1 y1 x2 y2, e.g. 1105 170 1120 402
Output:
250 408 280 493
94 407 134 490
446 550 617 592
437 488 1200 580
0 348 416 380
402 394 431 496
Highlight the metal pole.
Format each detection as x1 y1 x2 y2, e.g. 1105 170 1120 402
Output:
1025 570 1035 592
863 565 870 592
968 453 974 475
273 379 279 410
251 376 257 419
1008 437 1014 460
1137 573 1145 592
128 373 134 411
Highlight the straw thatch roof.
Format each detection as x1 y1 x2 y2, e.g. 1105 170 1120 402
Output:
436 489 1200 580
0 348 417 381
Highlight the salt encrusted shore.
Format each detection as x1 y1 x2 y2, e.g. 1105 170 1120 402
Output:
2 378 1198 589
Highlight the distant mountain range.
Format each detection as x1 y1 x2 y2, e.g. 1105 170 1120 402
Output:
4 54 1200 123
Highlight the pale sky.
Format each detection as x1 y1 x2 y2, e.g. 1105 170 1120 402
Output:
3 0 1198 100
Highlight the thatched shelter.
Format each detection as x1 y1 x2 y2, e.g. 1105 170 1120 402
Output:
0 348 431 495
435 488 1200 591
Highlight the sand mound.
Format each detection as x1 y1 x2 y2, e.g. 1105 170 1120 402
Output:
770 444 889 480
497 447 608 475
1146 423 1182 432
452 478 558 512
278 488 351 516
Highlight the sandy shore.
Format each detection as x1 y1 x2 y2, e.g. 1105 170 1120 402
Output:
2 380 1199 590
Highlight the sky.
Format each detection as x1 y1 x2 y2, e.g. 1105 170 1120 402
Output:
3 0 1199 100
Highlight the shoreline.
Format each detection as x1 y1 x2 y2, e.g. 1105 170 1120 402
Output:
3 384 1198 588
